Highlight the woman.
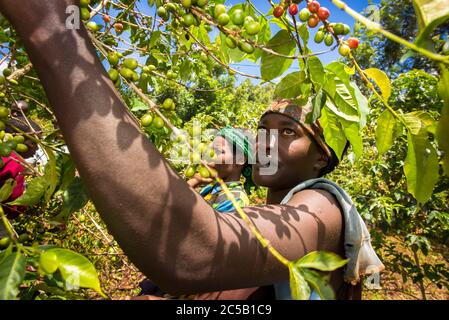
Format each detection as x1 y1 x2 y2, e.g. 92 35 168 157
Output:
188 127 254 212
0 0 383 300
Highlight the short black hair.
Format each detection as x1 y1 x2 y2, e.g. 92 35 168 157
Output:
5 116 41 135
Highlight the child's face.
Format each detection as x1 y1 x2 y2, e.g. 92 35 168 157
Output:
210 136 244 179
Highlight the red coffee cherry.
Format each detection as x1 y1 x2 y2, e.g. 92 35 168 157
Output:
289 4 299 16
308 14 320 28
348 37 360 49
274 5 285 18
308 1 321 14
317 7 330 21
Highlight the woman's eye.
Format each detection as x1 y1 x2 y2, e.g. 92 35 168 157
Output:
282 128 295 136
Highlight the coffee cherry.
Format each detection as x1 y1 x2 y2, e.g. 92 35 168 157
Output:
123 58 138 70
314 31 325 43
108 69 119 82
342 24 351 35
13 135 25 143
2 68 11 77
80 0 91 7
317 7 330 21
232 9 245 25
183 13 196 26
157 6 168 19
217 13 230 26
238 41 255 54
347 37 359 49
333 23 344 35
214 4 226 18
289 4 298 16
166 70 177 79
81 8 90 21
181 0 191 8
185 166 196 178
0 107 9 118
0 237 10 249
225 36 237 49
324 33 334 46
299 8 311 22
162 98 174 109
245 21 261 35
141 113 153 127
107 52 120 66
196 0 208 7
308 14 319 28
273 6 284 18
114 22 124 33
119 67 134 80
308 1 320 13
152 116 165 129
102 14 111 24
198 166 210 179
40 250 59 274
339 44 351 56
86 21 96 31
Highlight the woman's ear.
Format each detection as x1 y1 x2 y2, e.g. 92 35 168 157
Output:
313 152 328 172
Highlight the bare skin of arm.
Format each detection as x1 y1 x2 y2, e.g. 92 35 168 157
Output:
0 0 344 295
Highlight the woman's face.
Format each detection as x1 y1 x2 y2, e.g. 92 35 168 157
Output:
210 135 244 179
252 113 327 191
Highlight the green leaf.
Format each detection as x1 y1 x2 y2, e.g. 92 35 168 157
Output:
413 0 449 47
148 31 162 49
59 156 76 191
408 111 437 135
350 82 369 128
297 23 309 47
364 68 392 101
0 252 26 300
320 107 348 161
7 176 46 206
0 179 16 202
306 89 326 124
341 119 363 160
43 147 58 202
45 248 106 297
401 112 426 135
437 67 449 175
58 177 89 220
179 59 191 82
289 263 311 300
376 110 397 154
404 127 440 205
308 56 325 84
330 80 359 119
301 268 335 300
260 30 296 81
274 71 306 98
325 61 351 87
295 251 348 272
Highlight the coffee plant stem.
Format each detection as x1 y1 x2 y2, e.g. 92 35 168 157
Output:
0 206 17 241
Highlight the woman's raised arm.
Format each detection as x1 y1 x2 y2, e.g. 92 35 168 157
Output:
0 0 343 295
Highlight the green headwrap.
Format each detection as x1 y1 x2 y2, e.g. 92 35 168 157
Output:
218 126 256 194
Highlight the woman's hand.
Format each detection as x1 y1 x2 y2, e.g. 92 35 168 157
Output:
187 173 213 188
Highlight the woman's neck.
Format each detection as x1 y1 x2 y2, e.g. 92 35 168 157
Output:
266 188 292 204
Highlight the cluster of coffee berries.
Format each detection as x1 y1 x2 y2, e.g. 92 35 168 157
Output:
0 107 28 158
273 0 360 56
140 98 176 131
